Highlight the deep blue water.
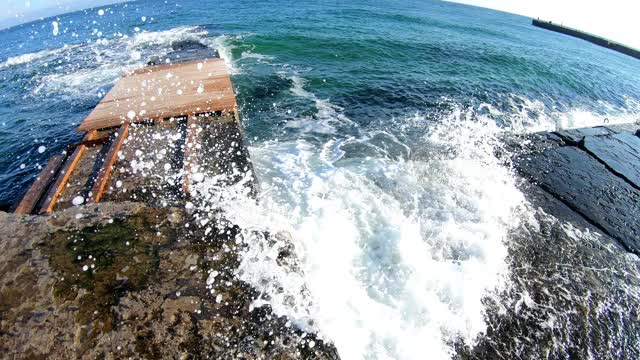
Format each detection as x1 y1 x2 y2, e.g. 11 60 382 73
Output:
1 1 639 359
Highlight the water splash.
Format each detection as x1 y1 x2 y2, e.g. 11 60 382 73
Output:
185 98 528 359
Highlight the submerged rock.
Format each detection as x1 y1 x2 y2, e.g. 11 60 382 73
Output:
0 202 337 359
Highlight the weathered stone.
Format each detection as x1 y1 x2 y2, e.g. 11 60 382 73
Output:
0 203 337 359
604 123 640 135
554 126 614 144
515 145 640 253
582 133 640 189
456 179 640 360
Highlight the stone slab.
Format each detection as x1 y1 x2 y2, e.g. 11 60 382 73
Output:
605 123 640 134
582 133 640 189
516 146 640 253
554 126 614 144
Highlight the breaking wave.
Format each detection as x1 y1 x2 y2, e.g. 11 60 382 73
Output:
1 46 71 67
6 19 639 359
241 117 525 359
187 72 531 358
486 94 640 133
12 26 236 98
180 64 640 358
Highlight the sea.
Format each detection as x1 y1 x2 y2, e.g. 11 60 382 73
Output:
1 0 639 358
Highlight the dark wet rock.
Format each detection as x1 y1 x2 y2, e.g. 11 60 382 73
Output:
582 133 640 189
501 131 565 156
515 143 640 254
554 126 614 145
604 123 640 134
0 203 337 359
456 180 640 360
172 39 210 51
198 116 259 194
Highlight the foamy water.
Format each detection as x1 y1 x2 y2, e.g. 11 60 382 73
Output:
183 55 640 357
9 26 237 98
245 124 523 359
182 69 529 358
3 16 640 358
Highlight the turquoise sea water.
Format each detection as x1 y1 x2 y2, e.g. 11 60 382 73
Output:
1 0 640 206
1 1 639 358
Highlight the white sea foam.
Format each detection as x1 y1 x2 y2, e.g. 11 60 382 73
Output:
206 34 240 74
129 26 208 48
239 51 275 61
492 93 640 133
188 101 527 359
38 63 139 97
31 26 231 97
1 46 71 67
285 75 355 134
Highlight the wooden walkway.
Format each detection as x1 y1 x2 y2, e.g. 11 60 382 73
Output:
16 56 240 214
78 58 235 131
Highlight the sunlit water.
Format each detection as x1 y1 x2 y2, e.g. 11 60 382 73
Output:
1 1 639 358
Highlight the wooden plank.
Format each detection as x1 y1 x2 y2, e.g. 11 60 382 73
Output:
88 123 130 203
182 116 200 194
38 131 97 214
78 58 237 132
15 155 65 214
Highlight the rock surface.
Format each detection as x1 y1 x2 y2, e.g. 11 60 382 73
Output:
458 124 640 359
582 132 640 189
456 182 640 360
512 124 640 254
0 202 337 359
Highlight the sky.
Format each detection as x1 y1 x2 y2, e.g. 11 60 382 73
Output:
0 0 125 29
448 0 640 49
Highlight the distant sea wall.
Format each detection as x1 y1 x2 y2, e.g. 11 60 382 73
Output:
532 19 640 60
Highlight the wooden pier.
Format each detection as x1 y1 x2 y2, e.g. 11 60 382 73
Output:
16 50 253 215
532 19 640 60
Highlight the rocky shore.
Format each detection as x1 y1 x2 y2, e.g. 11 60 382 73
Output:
0 202 337 359
511 123 640 254
458 123 640 359
2 122 639 359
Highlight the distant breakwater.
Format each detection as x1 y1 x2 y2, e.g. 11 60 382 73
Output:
532 19 640 60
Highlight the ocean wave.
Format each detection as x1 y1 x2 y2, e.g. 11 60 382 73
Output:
204 34 241 74
1 45 74 67
484 93 640 133
284 75 355 134
29 26 236 98
128 26 208 48
187 105 527 359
